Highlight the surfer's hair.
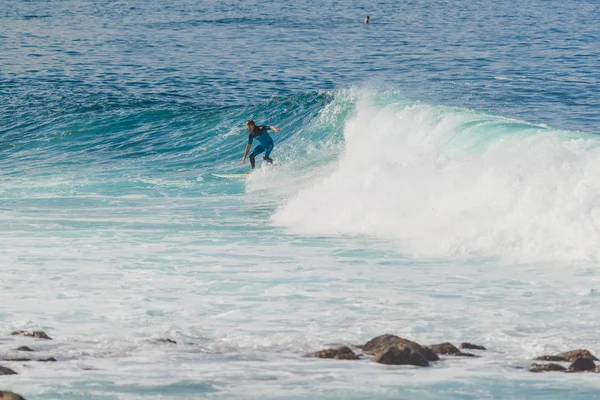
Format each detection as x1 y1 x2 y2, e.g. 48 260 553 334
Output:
246 120 256 127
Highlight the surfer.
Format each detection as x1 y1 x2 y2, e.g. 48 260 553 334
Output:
364 15 370 24
242 120 280 170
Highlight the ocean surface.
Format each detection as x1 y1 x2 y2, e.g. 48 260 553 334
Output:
2 0 600 398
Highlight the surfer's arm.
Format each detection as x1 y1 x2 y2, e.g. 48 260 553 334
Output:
242 143 251 163
260 125 280 133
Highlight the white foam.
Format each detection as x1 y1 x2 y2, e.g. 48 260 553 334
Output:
273 95 600 262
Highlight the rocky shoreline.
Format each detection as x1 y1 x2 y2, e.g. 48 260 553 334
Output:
1 330 598 399
310 333 600 373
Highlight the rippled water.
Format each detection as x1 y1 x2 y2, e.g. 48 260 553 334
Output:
1 0 600 399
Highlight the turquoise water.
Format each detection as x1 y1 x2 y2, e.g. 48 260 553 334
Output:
2 1 600 398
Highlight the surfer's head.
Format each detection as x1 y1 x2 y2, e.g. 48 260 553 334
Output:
246 120 256 131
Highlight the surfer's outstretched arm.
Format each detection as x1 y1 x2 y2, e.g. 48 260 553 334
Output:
241 143 251 164
269 126 280 133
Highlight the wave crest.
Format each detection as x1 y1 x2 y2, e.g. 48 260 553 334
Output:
273 92 600 262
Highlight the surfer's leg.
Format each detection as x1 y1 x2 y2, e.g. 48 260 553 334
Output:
263 144 274 163
249 145 265 169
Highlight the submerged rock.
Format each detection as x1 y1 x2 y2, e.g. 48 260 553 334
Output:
460 343 486 351
568 357 596 372
10 331 52 340
428 342 475 357
312 346 359 360
372 345 429 367
361 334 439 362
15 347 33 352
0 391 27 400
530 363 567 373
0 366 17 375
154 338 177 344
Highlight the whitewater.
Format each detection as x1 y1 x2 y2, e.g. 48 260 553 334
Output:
2 0 600 399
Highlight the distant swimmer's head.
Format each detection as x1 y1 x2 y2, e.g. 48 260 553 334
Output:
364 16 370 24
246 120 256 131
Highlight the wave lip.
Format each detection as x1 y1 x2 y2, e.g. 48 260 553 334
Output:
273 92 600 263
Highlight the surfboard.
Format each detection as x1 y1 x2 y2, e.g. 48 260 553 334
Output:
212 173 248 179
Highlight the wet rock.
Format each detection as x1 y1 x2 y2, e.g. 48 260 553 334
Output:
429 342 461 355
0 366 17 375
155 338 177 344
10 331 52 340
460 342 486 351
0 391 27 400
536 349 599 363
568 357 596 372
558 349 598 362
530 363 567 373
312 346 359 360
15 347 33 352
372 345 429 367
534 355 568 362
361 334 439 361
428 342 475 357
421 346 439 361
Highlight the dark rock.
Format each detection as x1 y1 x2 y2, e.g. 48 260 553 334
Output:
0 366 17 375
421 346 440 362
0 391 27 400
372 345 429 367
535 349 598 363
568 357 596 372
529 363 567 373
361 334 439 361
558 349 598 362
312 346 359 360
460 342 486 351
429 342 461 355
155 338 177 344
428 342 476 357
15 347 34 352
534 355 568 362
10 331 52 340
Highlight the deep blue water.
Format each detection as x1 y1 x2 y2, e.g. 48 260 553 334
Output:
1 1 600 399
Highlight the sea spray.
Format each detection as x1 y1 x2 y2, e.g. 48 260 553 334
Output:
273 92 600 262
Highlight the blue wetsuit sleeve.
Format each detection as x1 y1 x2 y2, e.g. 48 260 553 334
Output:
248 133 253 145
259 125 271 131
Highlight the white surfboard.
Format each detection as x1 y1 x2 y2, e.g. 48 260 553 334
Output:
212 173 248 179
